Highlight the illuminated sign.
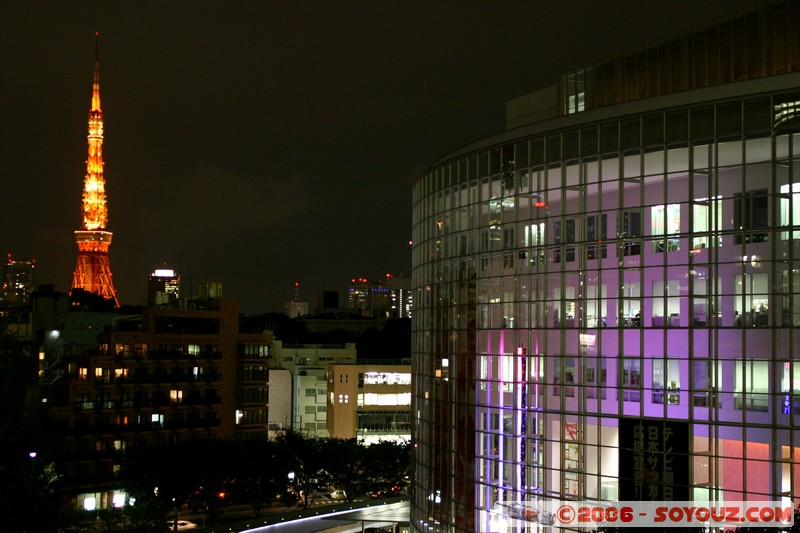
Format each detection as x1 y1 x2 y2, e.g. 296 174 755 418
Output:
363 371 411 386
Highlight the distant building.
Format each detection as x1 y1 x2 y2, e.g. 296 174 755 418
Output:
147 268 181 306
312 290 339 314
2 254 35 306
45 296 272 511
347 277 390 317
327 363 411 445
272 340 356 437
383 273 413 319
298 310 381 336
283 281 309 317
283 301 309 318
267 367 292 438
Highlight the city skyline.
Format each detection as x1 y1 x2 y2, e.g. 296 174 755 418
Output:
0 1 762 313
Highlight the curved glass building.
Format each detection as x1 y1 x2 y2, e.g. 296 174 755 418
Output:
411 2 800 531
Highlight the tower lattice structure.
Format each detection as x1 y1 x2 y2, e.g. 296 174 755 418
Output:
71 34 119 307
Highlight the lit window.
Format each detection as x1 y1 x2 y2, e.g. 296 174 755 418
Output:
651 204 680 252
652 360 681 404
360 392 412 406
735 360 769 411
112 493 125 507
169 389 183 403
83 496 97 511
692 196 722 249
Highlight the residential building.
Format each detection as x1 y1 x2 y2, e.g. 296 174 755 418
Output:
45 297 271 510
411 2 800 531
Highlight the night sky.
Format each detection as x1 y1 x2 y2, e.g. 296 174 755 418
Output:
0 1 762 314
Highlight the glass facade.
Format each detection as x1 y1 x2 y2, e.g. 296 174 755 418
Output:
411 8 800 527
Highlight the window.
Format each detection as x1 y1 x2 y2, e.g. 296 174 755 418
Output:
781 362 800 414
525 222 546 264
651 204 680 252
734 272 769 327
305 388 317 397
621 359 641 402
584 358 607 399
359 392 412 406
187 344 200 356
652 360 681 404
651 279 681 327
735 360 769 411
692 360 721 407
621 279 641 327
242 344 269 358
503 228 515 268
169 389 183 404
692 196 722 249
586 214 607 259
554 219 576 263
620 211 641 256
734 189 768 244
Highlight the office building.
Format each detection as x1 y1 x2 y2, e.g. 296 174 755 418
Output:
327 363 412 445
385 273 413 319
2 254 35 306
272 340 356 437
147 268 181 306
347 277 390 318
411 2 800 531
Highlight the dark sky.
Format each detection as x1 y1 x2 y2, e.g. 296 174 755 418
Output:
0 0 762 314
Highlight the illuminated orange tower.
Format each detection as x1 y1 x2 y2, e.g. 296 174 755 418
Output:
71 34 119 307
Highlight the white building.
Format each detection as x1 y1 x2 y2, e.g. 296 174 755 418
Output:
272 340 356 436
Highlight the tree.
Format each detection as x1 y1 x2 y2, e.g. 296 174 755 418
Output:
363 439 411 494
322 438 364 503
0 334 62 532
273 429 328 509
120 438 235 529
228 439 286 516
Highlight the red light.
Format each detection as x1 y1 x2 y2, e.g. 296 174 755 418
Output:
534 201 547 208
294 282 299 287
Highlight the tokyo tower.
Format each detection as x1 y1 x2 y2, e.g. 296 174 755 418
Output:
70 34 119 307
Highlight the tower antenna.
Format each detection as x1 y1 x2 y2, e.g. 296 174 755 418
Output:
71 33 119 307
